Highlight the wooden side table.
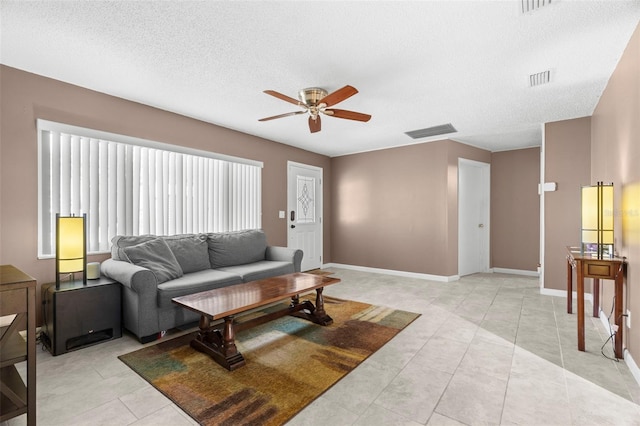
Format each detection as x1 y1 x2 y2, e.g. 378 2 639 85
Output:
0 265 36 425
566 246 626 358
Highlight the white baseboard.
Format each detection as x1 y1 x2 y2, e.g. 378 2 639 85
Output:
322 263 459 282
491 267 539 277
597 309 640 386
625 348 640 386
540 287 594 304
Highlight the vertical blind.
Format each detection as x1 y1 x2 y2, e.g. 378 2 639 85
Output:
38 122 262 257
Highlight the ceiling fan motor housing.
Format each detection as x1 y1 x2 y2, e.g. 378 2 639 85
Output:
298 88 328 107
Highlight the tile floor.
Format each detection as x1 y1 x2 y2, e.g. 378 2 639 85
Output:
4 269 640 425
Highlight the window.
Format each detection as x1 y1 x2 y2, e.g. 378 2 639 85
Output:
38 120 262 258
296 175 316 224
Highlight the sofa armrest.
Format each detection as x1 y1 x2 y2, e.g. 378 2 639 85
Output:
265 246 304 272
101 258 158 294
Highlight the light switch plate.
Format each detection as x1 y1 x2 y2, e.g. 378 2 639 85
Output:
279 210 285 219
627 310 631 328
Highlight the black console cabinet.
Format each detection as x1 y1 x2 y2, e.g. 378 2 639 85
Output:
41 277 122 355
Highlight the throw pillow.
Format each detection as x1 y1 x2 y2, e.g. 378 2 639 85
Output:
111 234 157 261
121 238 184 284
207 229 267 269
163 234 210 274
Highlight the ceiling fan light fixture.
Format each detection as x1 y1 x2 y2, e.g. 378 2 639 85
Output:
298 88 328 107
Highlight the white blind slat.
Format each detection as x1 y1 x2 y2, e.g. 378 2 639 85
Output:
38 124 262 257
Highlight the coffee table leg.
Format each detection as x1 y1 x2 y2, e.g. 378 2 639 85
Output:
308 287 333 325
290 294 300 307
191 315 246 371
315 287 327 317
289 287 334 326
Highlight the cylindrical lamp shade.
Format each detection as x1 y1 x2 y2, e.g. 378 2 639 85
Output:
581 183 614 258
57 215 86 273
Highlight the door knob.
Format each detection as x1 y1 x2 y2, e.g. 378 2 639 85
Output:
478 224 484 228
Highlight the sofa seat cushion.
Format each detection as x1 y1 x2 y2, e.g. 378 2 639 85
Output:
217 260 294 283
157 269 243 308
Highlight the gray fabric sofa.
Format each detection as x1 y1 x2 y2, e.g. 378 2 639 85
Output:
101 229 303 343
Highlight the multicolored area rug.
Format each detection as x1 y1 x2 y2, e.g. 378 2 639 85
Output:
119 296 419 426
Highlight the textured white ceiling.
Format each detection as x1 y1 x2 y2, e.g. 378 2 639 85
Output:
1 1 639 157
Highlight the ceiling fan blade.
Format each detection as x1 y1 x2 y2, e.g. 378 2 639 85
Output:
263 90 302 106
308 115 321 133
258 111 306 121
324 108 372 122
318 85 358 107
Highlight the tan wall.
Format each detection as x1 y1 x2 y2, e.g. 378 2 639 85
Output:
330 139 490 277
0 65 331 307
591 22 640 357
543 117 591 291
491 147 540 271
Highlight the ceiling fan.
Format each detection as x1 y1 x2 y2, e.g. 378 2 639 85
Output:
258 85 371 133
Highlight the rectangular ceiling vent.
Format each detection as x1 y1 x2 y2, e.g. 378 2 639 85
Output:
521 0 552 14
405 123 457 139
529 70 551 87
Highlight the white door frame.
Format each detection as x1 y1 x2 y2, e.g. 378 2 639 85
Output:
458 158 491 276
287 161 323 270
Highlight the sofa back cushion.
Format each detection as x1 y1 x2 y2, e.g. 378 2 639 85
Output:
111 235 157 260
162 234 210 274
207 229 267 269
121 238 184 284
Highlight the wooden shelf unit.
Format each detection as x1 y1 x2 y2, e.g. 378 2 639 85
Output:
0 265 36 425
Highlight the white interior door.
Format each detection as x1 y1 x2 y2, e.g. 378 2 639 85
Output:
458 158 490 276
287 162 323 271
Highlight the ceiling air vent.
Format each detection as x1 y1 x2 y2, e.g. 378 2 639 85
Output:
530 70 551 87
521 0 552 14
405 123 457 139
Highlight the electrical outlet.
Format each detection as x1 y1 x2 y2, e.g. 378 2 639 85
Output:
627 310 631 328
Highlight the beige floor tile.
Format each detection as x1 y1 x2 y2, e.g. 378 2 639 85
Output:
565 372 640 425
63 399 138 426
355 403 423 426
130 405 195 426
3 269 640 426
456 338 514 381
426 412 468 426
287 395 360 426
374 362 453 424
501 375 571 425
321 359 401 415
409 335 469 375
119 385 173 419
435 368 507 425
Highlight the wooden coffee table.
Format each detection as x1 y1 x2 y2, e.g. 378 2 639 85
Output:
172 272 340 370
